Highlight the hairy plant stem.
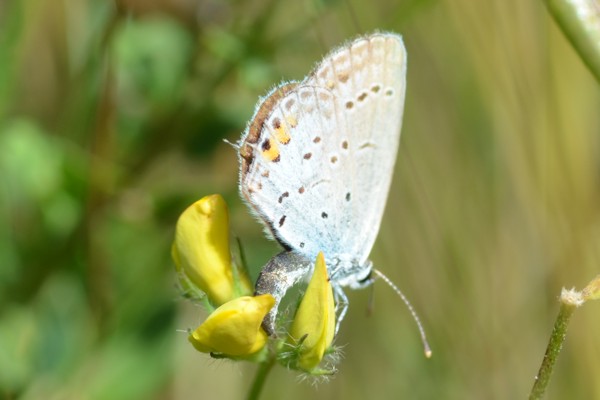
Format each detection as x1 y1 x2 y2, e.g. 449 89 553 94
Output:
529 299 576 399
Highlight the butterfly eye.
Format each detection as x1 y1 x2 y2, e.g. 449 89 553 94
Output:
358 271 373 285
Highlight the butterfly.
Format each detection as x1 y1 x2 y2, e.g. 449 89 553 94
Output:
237 32 406 335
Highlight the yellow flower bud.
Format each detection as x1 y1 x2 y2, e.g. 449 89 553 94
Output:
289 252 336 371
172 194 235 305
188 294 276 356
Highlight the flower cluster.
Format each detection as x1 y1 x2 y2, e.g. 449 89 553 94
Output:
172 194 337 372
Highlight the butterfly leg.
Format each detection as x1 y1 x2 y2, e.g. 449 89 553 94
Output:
333 285 349 336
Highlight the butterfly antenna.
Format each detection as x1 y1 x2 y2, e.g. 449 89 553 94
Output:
223 138 240 150
373 268 432 358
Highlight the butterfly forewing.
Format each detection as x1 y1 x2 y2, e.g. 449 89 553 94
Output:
239 32 406 274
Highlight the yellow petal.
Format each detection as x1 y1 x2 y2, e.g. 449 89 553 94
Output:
289 252 335 371
172 194 235 305
188 294 276 356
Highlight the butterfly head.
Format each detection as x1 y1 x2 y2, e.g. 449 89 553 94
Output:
328 255 374 290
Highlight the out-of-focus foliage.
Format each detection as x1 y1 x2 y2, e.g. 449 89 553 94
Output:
0 0 599 399
543 0 600 82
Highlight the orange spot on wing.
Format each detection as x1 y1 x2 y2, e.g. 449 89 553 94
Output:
261 138 280 161
274 126 291 144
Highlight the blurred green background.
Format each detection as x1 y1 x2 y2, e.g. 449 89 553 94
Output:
1 0 599 399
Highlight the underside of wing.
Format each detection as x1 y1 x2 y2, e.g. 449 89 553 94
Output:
239 84 345 258
239 33 407 264
305 33 407 263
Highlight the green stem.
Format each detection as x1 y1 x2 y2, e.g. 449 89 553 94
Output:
529 295 578 400
543 0 600 83
246 357 276 400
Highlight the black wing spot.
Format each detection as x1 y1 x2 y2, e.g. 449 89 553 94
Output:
321 212 328 219
261 139 271 151
278 191 290 203
346 192 351 201
279 215 286 227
